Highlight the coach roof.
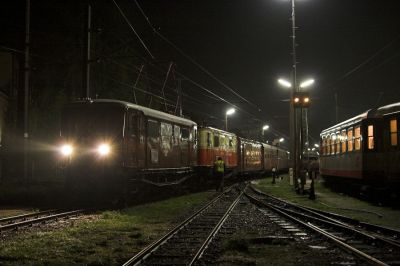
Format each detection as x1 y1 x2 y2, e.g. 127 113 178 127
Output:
73 99 197 127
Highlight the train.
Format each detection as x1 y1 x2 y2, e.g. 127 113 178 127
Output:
320 102 400 192
57 99 289 195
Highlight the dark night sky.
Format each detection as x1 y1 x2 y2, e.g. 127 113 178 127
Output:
136 0 400 142
1 0 400 143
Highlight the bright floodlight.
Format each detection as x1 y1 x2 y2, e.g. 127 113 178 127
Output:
279 138 284 142
262 125 270 130
226 108 235 116
97 143 111 156
278 79 292 88
300 79 315 88
60 144 73 156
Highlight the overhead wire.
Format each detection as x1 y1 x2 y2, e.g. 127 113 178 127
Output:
111 0 155 59
133 0 262 112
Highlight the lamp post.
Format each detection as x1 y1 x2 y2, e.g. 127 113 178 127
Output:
225 108 235 131
277 78 314 190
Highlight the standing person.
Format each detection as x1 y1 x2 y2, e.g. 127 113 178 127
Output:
214 156 225 192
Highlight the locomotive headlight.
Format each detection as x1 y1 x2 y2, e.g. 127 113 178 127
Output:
60 144 73 156
97 143 111 156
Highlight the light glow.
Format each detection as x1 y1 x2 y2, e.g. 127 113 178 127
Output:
60 144 73 156
304 97 310 103
278 79 292 88
97 143 111 156
294 97 300 103
226 108 235 116
262 125 270 130
300 79 315 88
314 143 320 148
279 138 284 142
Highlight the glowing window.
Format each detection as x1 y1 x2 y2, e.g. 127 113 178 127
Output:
341 130 347 153
390 119 398 146
327 136 331 155
368 125 374 150
331 134 336 155
355 126 361 151
347 128 353 152
336 132 341 154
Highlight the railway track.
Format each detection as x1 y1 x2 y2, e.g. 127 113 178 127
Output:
123 184 245 266
0 209 85 232
247 185 400 266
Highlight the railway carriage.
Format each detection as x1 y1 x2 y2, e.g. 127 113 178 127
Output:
237 137 263 174
320 102 400 188
197 127 238 175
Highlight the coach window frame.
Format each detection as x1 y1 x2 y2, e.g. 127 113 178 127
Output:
341 129 347 153
354 125 361 151
335 131 341 154
390 118 398 147
347 127 354 152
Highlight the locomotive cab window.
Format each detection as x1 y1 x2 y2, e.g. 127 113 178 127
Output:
390 119 398 146
368 125 374 150
181 128 190 141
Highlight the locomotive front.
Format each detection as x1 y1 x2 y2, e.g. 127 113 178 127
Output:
58 101 126 192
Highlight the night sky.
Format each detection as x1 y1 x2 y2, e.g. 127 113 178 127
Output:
1 0 400 144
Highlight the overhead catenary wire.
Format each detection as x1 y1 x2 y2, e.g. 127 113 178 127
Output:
111 0 155 59
133 0 262 112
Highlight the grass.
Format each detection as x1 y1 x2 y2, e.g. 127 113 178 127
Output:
0 191 214 265
253 175 400 229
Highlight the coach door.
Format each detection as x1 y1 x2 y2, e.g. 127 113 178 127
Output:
124 111 138 168
125 111 145 169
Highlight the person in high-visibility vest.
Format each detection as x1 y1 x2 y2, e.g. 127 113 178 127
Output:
214 156 225 192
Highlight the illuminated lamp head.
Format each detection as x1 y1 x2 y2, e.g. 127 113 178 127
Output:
60 144 73 156
294 97 300 103
97 143 111 157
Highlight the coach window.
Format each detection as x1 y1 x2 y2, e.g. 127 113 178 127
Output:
355 126 361 151
347 128 353 152
341 130 347 153
336 131 341 154
390 119 398 146
207 132 212 147
331 134 336 155
229 137 233 148
213 135 220 147
327 135 331 155
368 125 374 150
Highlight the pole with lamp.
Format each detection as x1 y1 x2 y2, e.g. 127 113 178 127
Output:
277 78 314 191
225 108 235 131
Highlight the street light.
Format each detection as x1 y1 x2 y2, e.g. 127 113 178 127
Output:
225 108 235 131
277 78 315 90
279 137 284 143
262 124 270 141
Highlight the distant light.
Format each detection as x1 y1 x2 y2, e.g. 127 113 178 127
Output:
300 79 315 88
314 143 319 148
279 138 284 142
60 144 73 156
97 143 111 156
278 79 292 88
226 108 235 115
294 97 300 103
304 97 310 103
262 125 270 130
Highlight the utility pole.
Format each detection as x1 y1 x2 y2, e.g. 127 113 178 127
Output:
23 0 31 184
290 0 300 190
177 79 183 117
335 92 338 124
83 4 92 99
